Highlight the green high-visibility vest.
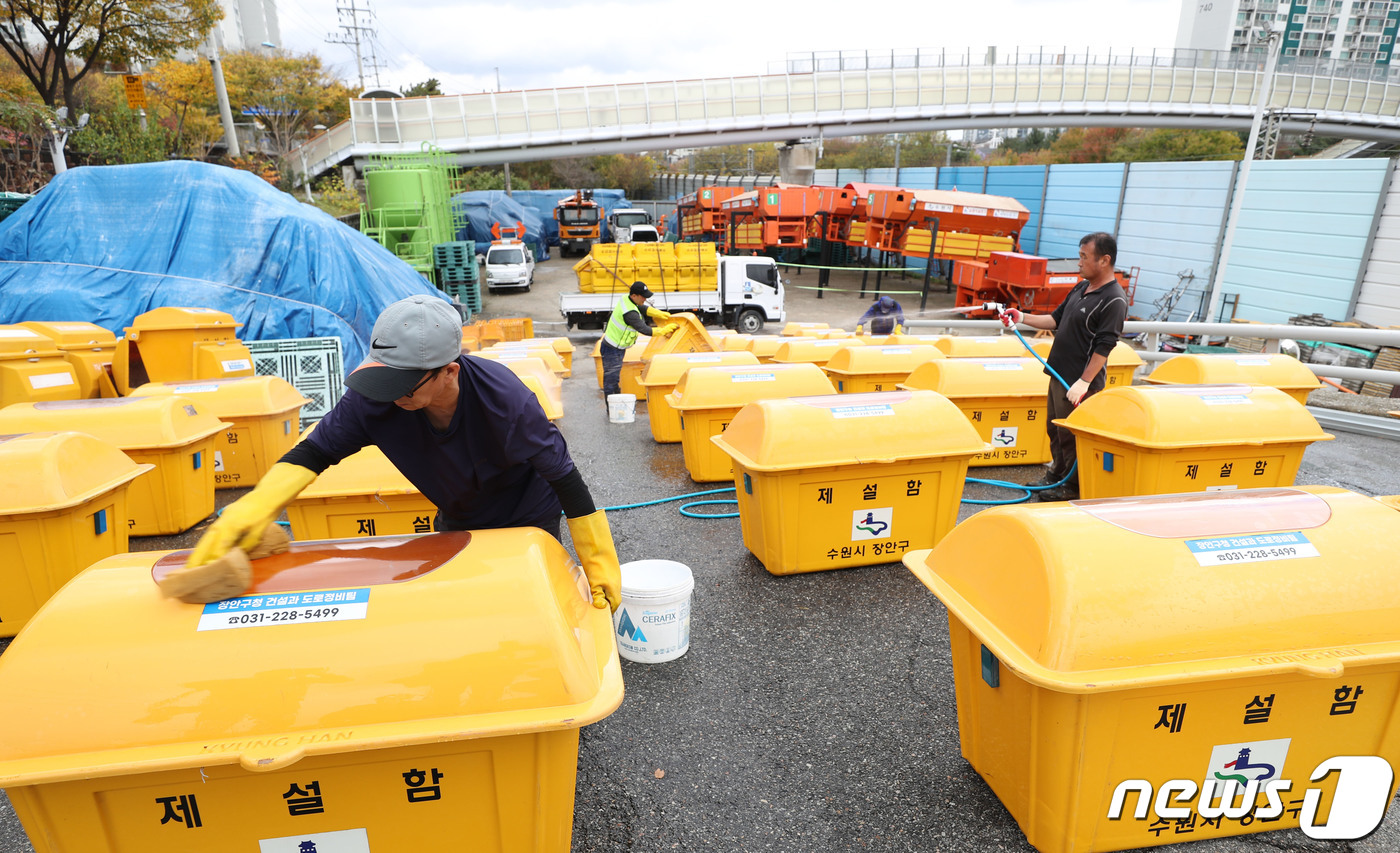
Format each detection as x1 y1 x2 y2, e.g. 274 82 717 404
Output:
605 297 642 348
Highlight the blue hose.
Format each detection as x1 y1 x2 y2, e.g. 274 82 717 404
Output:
961 324 1077 505
602 486 739 518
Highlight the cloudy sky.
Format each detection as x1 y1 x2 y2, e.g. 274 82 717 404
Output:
274 0 1186 95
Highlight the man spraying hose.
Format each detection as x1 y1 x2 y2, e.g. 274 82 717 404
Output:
998 232 1128 501
176 295 623 610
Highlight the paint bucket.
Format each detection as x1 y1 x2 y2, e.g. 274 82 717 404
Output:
612 559 693 664
607 393 636 424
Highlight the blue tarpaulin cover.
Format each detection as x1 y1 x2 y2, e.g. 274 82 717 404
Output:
0 161 445 371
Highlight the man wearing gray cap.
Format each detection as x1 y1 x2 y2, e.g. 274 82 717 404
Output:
185 294 622 610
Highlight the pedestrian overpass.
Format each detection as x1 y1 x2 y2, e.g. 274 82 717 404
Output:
290 48 1400 184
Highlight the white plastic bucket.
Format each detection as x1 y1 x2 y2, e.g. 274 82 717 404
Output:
613 559 693 663
607 393 636 423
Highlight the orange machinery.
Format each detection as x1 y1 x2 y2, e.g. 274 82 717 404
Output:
677 186 745 245
857 188 1029 263
953 252 1139 317
554 190 602 256
722 185 824 250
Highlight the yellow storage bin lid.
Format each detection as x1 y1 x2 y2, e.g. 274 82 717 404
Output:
0 325 62 359
904 486 1400 690
474 346 568 375
128 376 309 417
721 333 754 351
744 335 802 359
489 336 575 357
19 321 117 351
781 322 829 336
934 335 1028 358
0 397 229 450
884 334 950 346
1145 352 1321 394
300 443 419 499
1028 338 1141 368
0 529 622 785
770 337 866 365
638 351 760 387
126 306 241 332
1060 384 1333 448
823 345 944 376
901 357 1050 399
668 362 836 411
0 431 152 514
713 390 987 472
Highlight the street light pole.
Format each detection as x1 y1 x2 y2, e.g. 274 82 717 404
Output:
207 31 241 159
1205 24 1284 324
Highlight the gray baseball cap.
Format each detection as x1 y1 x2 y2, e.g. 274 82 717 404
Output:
346 296 461 402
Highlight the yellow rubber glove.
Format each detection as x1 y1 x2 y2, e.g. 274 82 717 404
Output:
655 322 679 337
566 510 621 610
893 324 904 335
188 462 317 568
646 306 672 322
855 325 863 335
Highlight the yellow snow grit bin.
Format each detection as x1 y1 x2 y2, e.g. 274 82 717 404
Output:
0 397 227 536
769 337 866 368
720 333 755 352
113 307 254 394
0 528 624 853
1029 339 1145 389
588 339 648 396
902 486 1400 853
637 351 760 443
20 321 118 399
743 335 805 363
0 432 152 637
1057 384 1333 499
639 312 719 361
128 377 309 489
883 334 950 348
823 344 944 393
900 357 1052 467
469 354 564 420
484 336 576 372
0 325 81 407
1144 353 1322 404
934 334 1029 359
713 390 988 574
780 321 829 336
668 363 836 483
285 425 436 540
479 342 570 377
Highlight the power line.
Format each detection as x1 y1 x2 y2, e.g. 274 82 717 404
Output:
325 0 381 90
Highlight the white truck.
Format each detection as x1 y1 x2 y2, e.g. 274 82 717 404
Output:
559 254 786 333
606 208 655 244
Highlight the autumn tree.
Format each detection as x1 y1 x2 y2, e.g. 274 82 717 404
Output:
0 0 221 111
145 57 222 157
596 153 655 198
222 50 352 168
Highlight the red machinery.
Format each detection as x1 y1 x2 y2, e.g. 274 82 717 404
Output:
677 186 745 245
722 185 823 250
953 252 1139 316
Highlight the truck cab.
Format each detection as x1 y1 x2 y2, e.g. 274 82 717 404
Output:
484 241 535 292
627 225 660 243
606 209 653 244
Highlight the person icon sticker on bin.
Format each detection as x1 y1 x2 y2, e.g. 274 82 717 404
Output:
298 842 318 853
992 428 1018 447
855 512 889 538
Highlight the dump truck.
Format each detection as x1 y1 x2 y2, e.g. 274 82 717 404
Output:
560 243 784 333
606 208 655 243
554 190 603 256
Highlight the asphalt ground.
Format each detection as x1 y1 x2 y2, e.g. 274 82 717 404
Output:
2 252 1398 852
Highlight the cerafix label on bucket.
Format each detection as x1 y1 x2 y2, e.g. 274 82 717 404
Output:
198 588 370 631
830 404 893 419
260 828 370 852
1185 531 1319 567
852 508 893 540
731 373 776 382
615 600 690 662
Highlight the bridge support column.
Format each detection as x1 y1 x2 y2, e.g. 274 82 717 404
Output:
776 141 819 186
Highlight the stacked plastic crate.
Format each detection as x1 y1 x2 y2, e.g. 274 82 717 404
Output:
434 241 480 316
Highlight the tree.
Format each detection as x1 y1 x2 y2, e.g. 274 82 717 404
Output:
1112 128 1243 163
145 58 221 157
222 51 352 168
596 153 655 198
0 98 52 190
0 0 221 111
402 78 441 97
553 156 601 188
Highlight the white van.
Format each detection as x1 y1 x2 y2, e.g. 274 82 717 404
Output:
484 241 535 292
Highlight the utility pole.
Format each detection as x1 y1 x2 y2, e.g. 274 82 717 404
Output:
326 0 376 91
498 67 512 195
206 32 241 158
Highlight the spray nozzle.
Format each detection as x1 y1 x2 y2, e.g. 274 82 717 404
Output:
981 302 1006 314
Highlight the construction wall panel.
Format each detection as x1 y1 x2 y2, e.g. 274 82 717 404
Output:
1116 161 1235 322
1354 165 1400 328
896 167 938 190
1217 159 1387 324
1038 163 1125 258
984 165 1049 255
937 167 987 194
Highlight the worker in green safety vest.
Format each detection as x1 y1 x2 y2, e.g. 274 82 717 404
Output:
600 281 677 405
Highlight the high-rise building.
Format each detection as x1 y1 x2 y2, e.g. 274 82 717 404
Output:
1177 0 1400 64
212 0 282 53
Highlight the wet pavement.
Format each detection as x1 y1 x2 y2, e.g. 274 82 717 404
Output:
1 253 1398 852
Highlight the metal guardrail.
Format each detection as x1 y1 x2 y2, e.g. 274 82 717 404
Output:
291 47 1400 184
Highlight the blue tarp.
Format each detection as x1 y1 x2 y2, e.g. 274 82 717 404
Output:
0 161 445 371
453 189 633 251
